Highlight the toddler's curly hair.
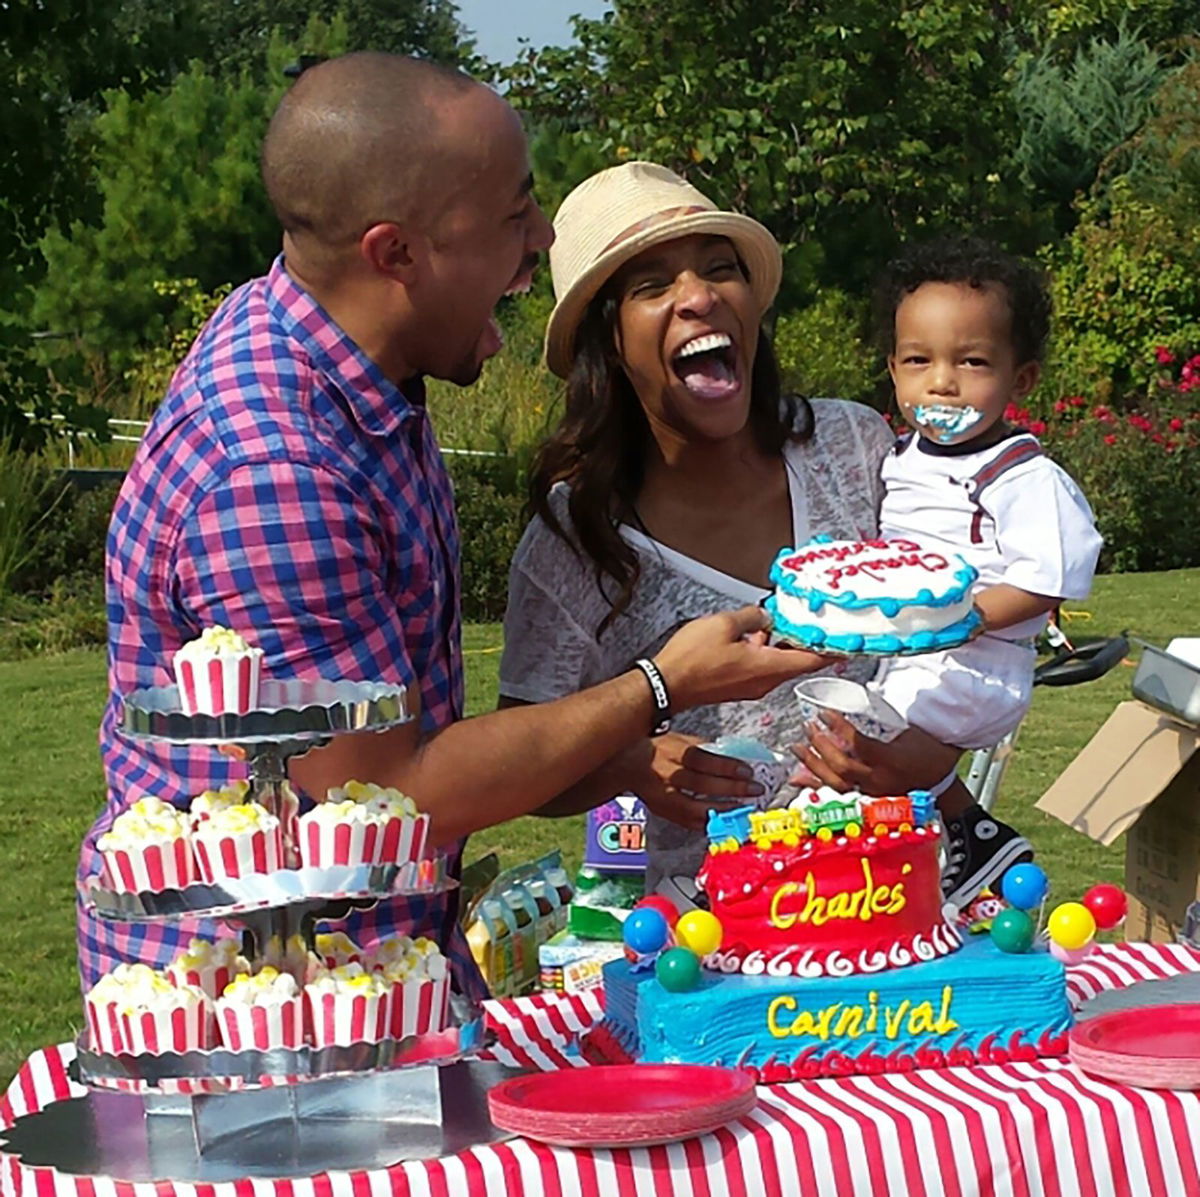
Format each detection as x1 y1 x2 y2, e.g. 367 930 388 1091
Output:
874 235 1051 366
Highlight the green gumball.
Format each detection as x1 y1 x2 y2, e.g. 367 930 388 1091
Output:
655 947 702 992
990 908 1035 954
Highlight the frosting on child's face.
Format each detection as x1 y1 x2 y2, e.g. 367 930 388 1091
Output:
888 281 1040 446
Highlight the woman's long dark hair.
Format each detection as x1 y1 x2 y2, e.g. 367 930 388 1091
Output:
527 272 813 637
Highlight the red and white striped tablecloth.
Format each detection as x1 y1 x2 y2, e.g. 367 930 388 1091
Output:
4 943 1200 1197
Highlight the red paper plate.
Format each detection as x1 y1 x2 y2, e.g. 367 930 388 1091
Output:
488 1064 758 1148
1070 1004 1200 1089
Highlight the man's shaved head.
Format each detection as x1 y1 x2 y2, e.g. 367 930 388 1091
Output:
261 53 484 261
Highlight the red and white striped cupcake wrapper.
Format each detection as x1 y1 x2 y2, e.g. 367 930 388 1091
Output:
299 818 379 870
378 813 430 866
216 997 306 1051
167 963 243 1002
99 837 196 894
306 990 390 1047
85 997 129 1054
193 826 284 883
389 975 450 1039
89 998 213 1056
173 650 262 717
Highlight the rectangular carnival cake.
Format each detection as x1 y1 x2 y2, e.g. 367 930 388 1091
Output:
591 787 1073 1081
600 935 1071 1081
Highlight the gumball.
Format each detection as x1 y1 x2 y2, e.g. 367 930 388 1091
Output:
634 894 680 927
990 908 1035 954
1047 901 1097 951
674 909 723 957
1049 940 1094 965
1000 863 1049 911
1082 884 1127 931
655 946 702 991
622 907 669 955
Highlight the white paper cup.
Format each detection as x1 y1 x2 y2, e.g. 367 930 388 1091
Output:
216 996 306 1050
793 677 908 742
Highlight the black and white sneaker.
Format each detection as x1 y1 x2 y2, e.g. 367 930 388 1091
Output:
941 804 1034 909
655 874 709 913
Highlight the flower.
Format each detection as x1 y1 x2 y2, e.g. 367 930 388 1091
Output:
1068 396 1086 409
1053 399 1069 414
1155 346 1176 365
1170 417 1185 432
1103 434 1118 446
1028 419 1047 435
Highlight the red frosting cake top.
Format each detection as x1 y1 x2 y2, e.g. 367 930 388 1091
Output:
698 791 961 978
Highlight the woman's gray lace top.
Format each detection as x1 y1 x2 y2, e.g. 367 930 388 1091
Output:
499 399 895 889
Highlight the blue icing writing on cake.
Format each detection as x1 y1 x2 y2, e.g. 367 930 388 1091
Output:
601 936 1072 1080
765 534 982 654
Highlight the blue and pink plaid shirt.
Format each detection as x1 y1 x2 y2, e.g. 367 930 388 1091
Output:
80 255 486 1000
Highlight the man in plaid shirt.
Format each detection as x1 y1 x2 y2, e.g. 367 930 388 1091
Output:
83 53 819 998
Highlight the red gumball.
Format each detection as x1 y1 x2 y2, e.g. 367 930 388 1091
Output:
1082 883 1127 931
635 894 680 927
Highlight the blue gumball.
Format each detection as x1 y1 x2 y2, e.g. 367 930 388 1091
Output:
1000 863 1049 911
623 907 669 955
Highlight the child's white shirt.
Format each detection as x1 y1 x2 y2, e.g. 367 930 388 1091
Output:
872 429 1103 748
879 430 1103 641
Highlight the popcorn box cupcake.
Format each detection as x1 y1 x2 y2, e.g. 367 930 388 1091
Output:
96 796 196 894
167 936 249 1001
216 968 305 1051
370 938 451 1038
86 964 213 1055
324 781 431 866
188 780 250 827
305 964 391 1047
173 626 263 717
298 801 387 870
314 930 362 970
192 802 284 883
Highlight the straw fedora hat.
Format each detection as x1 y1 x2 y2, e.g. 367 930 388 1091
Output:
543 161 783 378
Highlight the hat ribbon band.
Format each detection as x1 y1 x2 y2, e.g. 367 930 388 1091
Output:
600 205 712 254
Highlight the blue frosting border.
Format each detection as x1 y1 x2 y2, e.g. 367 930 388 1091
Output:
765 598 982 656
769 534 979 617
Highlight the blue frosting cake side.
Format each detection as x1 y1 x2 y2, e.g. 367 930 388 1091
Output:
765 595 982 655
601 937 1071 1078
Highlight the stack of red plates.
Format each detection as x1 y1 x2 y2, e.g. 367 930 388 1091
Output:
488 1063 757 1148
1070 1004 1200 1089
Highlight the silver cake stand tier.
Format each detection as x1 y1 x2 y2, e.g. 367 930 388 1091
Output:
0 1061 522 1179
120 678 413 747
74 993 489 1094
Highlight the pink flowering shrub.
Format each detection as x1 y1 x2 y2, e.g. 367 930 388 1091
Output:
1027 348 1200 572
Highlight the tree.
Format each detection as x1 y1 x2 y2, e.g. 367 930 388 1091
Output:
1012 25 1173 231
504 0 1031 301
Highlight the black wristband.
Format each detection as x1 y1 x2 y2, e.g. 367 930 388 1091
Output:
633 657 672 736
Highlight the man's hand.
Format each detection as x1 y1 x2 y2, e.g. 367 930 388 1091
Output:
789 712 961 796
654 606 831 711
618 733 762 831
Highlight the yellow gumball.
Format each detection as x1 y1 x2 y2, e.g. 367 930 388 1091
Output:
674 909 723 957
1047 901 1097 951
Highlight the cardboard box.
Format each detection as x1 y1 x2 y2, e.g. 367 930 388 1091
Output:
1037 701 1200 941
538 931 626 994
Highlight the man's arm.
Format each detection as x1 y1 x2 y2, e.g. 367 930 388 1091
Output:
293 608 824 844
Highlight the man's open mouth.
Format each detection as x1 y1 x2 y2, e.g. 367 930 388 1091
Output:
672 331 740 400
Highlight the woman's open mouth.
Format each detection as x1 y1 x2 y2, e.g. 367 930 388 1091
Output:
671 332 741 400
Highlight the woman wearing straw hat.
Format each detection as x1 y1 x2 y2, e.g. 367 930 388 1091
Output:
498 162 990 897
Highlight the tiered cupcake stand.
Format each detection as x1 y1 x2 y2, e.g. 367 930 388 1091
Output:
0 680 519 1182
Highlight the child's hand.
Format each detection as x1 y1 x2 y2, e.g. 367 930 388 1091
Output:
789 712 960 796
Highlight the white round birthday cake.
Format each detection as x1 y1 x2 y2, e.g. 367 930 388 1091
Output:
765 534 982 654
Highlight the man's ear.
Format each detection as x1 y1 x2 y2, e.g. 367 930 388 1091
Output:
1014 359 1041 400
360 222 422 285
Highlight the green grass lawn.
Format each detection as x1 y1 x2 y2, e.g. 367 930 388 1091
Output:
1 568 1197 1084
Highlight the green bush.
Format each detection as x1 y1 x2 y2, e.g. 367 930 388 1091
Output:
446 454 527 623
1009 373 1200 574
1040 180 1200 405
12 478 118 599
773 291 880 403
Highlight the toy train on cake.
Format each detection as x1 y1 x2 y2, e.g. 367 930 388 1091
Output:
706 787 937 853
